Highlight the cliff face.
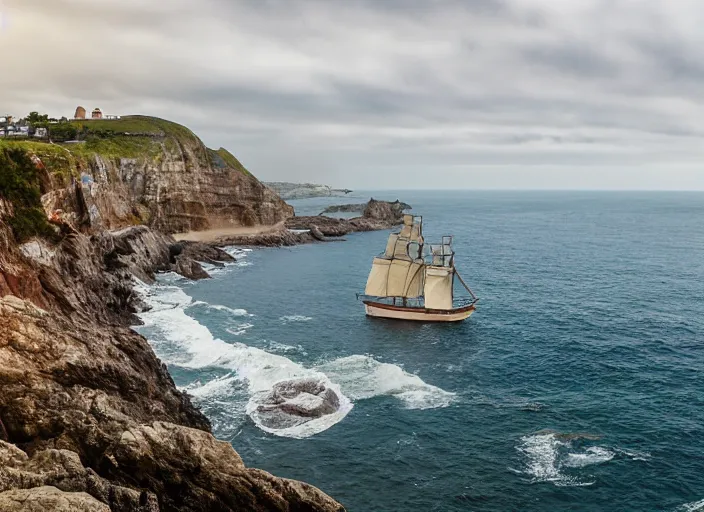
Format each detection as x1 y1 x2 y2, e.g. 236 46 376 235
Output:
0 136 343 511
8 116 293 235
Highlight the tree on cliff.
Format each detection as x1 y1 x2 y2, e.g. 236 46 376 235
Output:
26 111 49 125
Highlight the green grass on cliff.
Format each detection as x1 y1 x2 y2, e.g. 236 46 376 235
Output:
68 116 200 143
2 116 259 198
0 139 78 185
211 148 252 176
0 145 57 242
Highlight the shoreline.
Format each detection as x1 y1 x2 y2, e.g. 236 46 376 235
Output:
173 221 287 243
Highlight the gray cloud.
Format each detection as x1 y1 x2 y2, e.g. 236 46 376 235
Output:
2 0 704 189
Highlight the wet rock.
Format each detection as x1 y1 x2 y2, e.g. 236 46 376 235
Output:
0 441 158 511
319 203 366 215
0 487 110 512
363 198 411 223
214 229 314 247
284 198 412 242
103 422 344 512
309 225 327 241
254 379 341 430
177 241 234 264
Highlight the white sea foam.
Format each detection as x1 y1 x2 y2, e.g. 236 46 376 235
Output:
226 323 254 336
515 432 646 487
209 304 251 316
135 281 453 437
187 301 252 318
515 433 595 487
614 448 651 461
564 446 614 468
679 499 704 512
280 315 313 322
316 355 455 410
135 283 352 437
267 341 308 355
223 246 253 259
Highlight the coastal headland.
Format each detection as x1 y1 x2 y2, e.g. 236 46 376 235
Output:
0 114 408 511
0 116 352 511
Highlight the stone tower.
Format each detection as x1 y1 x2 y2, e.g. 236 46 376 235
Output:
74 106 86 119
91 108 103 119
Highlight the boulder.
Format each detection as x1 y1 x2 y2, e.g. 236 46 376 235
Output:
253 379 341 430
0 487 110 512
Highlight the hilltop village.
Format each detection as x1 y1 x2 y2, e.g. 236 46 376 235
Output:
0 106 120 140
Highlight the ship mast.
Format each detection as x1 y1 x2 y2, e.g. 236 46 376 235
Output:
364 214 426 303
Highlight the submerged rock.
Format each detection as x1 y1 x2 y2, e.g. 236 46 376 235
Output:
253 379 341 430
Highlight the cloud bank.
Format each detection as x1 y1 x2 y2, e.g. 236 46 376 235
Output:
2 0 704 189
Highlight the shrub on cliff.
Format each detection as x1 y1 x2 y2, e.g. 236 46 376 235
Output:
0 147 57 242
48 123 78 142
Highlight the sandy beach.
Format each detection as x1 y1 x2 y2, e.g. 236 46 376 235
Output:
173 221 286 243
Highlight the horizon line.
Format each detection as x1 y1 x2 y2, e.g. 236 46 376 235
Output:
336 188 704 192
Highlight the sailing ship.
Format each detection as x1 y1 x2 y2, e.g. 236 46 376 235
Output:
358 214 478 322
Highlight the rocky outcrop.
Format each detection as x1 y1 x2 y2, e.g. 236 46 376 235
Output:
362 198 411 223
319 203 365 215
213 229 315 247
284 198 412 239
252 379 341 430
0 191 344 509
0 487 111 512
319 199 410 217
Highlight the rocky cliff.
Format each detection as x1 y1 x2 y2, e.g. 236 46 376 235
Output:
3 116 293 236
0 136 343 510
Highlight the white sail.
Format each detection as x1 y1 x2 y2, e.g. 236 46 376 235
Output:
365 258 425 298
365 257 391 296
384 234 399 258
404 262 425 298
423 266 454 309
399 214 423 243
366 214 427 298
387 259 413 296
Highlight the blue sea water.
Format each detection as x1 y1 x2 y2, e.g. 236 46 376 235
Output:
134 191 704 512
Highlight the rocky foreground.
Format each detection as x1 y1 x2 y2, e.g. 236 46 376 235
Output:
0 218 344 511
0 127 345 510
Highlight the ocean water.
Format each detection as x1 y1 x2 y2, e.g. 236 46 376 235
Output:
134 191 704 512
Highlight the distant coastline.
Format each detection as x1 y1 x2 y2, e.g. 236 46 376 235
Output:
265 181 352 200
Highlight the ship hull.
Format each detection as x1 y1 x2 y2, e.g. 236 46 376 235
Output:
363 301 476 322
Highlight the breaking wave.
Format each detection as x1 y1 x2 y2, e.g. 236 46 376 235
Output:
678 499 704 512
513 431 646 487
316 355 455 410
133 278 452 438
280 315 313 322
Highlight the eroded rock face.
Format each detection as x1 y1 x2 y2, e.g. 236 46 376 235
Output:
285 198 412 239
0 487 110 512
101 422 344 512
362 198 411 223
36 137 293 236
0 441 158 511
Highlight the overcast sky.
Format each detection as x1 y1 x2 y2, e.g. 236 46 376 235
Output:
2 0 704 190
